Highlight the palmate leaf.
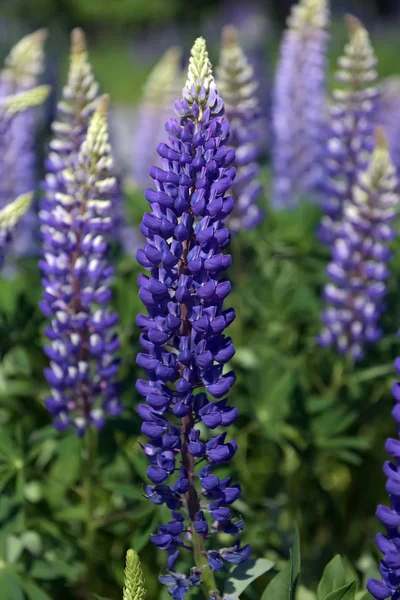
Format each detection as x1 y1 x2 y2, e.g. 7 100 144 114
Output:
317 556 357 600
261 526 300 600
223 557 275 597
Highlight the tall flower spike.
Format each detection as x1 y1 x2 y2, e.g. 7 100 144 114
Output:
319 15 379 245
0 192 32 268
318 128 399 361
123 550 147 600
367 229 400 600
376 76 400 178
271 0 329 209
217 26 264 232
39 95 122 435
132 47 183 188
0 29 48 259
136 37 249 599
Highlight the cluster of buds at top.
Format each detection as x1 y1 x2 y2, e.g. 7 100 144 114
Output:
40 95 122 435
136 37 249 600
217 25 264 232
318 128 399 361
319 16 379 245
132 46 183 189
271 0 329 209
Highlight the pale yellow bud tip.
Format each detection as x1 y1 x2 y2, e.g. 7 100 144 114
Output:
97 94 109 116
346 14 363 38
71 28 87 54
375 126 388 150
222 25 238 48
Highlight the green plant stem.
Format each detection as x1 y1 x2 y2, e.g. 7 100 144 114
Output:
84 426 98 594
191 530 220 599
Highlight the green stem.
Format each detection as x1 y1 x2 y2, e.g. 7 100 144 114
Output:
192 531 220 599
83 427 98 594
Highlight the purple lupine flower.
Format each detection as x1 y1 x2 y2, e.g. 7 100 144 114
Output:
0 29 48 257
376 76 400 179
271 0 329 209
217 25 264 232
132 47 182 189
40 95 122 435
136 37 249 599
318 128 399 361
319 16 379 246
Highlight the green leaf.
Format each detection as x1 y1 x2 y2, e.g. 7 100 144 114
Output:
223 557 275 597
22 579 52 600
261 526 300 600
0 568 24 600
6 534 24 564
325 582 356 600
317 556 356 600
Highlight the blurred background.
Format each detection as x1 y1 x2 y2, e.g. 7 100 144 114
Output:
2 1 400 600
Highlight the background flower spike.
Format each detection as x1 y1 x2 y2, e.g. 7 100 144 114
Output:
318 126 399 360
40 91 122 435
132 46 183 188
217 24 264 233
271 0 330 209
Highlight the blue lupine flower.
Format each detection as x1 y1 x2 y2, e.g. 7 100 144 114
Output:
136 37 249 598
318 128 399 361
271 0 329 209
217 25 264 232
40 95 122 435
319 15 379 246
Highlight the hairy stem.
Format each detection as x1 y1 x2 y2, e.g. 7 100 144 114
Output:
83 426 98 595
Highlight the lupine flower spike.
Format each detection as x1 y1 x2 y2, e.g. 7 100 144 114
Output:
132 47 182 189
40 95 122 435
217 25 264 232
319 15 379 245
0 29 48 257
0 192 33 268
136 37 249 599
376 76 400 178
271 0 329 209
318 128 399 361
123 550 147 600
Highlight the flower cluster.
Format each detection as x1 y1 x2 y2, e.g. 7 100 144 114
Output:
217 25 264 232
39 95 122 434
319 16 379 245
318 128 399 361
132 46 182 189
136 37 249 598
123 550 146 600
376 76 400 179
0 29 48 257
271 0 329 209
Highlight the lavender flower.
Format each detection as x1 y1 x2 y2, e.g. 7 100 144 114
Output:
376 76 400 178
217 25 264 232
0 30 48 257
318 128 399 361
319 16 379 245
132 47 182 189
271 0 329 209
0 192 32 268
40 95 122 435
136 37 249 599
